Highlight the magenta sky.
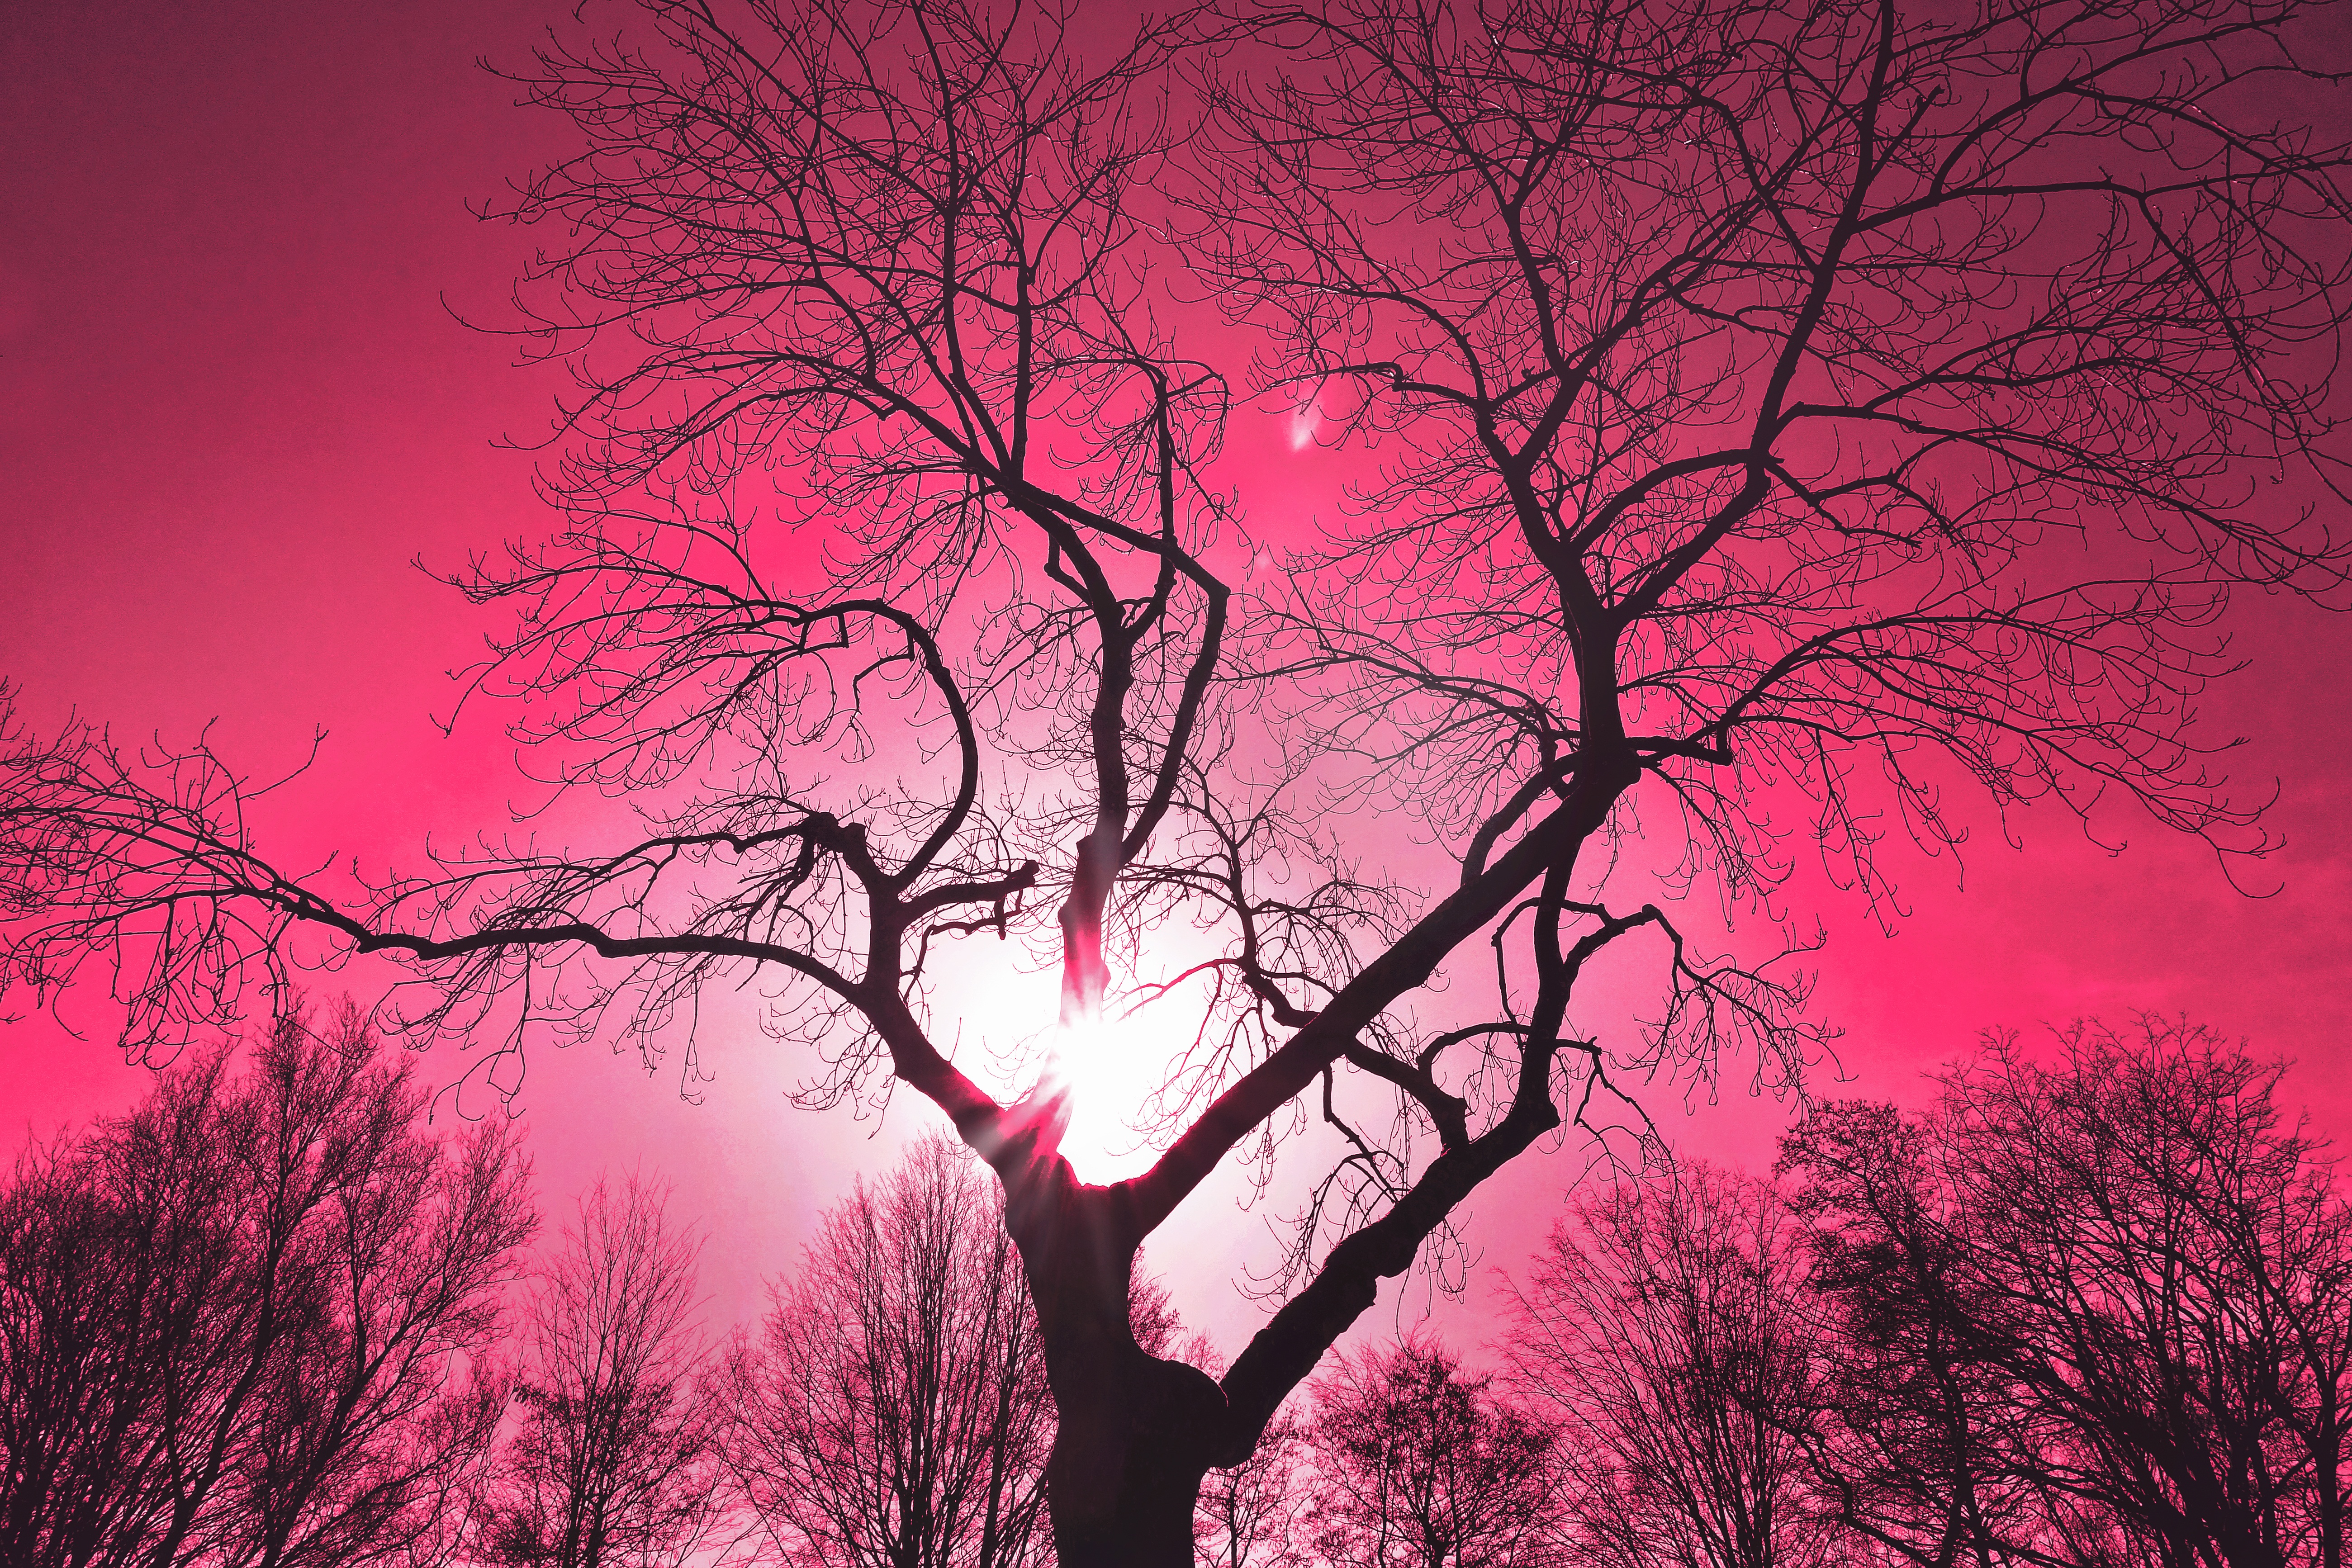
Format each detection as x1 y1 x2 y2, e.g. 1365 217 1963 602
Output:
6 0 2352 1355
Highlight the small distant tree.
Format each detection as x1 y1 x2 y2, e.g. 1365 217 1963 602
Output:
0 1001 531 1568
476 1175 723 1568
1180 1334 1311 1568
1192 1405 1309 1568
1775 1100 2041 1568
1309 1337 1566 1568
1511 1165 1830 1568
721 1136 1052 1568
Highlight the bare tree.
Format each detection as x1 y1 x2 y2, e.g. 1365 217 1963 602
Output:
1192 1407 1310 1568
1307 1336 1567 1568
721 1135 1053 1568
5 0 2352 1557
1775 1100 2051 1568
1949 1020 2352 1568
0 1001 531 1568
476 1175 723 1568
1182 1334 1312 1568
0 1072 230 1568
1510 1165 1831 1568
1780 1019 2352 1568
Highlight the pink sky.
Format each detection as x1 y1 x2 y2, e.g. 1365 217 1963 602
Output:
6 0 2352 1360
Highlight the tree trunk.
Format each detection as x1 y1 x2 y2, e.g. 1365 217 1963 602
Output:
1044 1348 1226 1568
995 1138 1226 1566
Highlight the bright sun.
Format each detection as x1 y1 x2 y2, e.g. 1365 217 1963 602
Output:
1037 1014 1189 1184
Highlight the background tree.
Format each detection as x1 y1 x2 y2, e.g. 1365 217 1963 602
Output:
476 1175 723 1568
1307 1336 1566 1568
721 1135 1054 1568
1781 1018 2352 1568
1182 1335 1312 1568
5 0 2351 1557
1774 1101 2047 1568
1510 1165 1830 1568
1190 1407 1309 1568
1948 1020 2352 1568
0 1002 531 1568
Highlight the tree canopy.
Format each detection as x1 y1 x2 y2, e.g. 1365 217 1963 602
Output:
5 0 2349 1557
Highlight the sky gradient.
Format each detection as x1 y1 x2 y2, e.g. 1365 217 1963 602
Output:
7 0 2352 1356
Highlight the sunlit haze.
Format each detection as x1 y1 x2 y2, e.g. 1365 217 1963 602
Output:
1037 1015 1191 1185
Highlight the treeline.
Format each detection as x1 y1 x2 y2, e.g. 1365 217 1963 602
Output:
0 1004 1129 1568
5 1012 2345 1568
1339 1016 2352 1568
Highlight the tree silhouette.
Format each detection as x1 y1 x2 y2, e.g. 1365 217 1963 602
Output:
1509 1165 1832 1568
5 0 2351 1556
1773 1100 2043 1567
721 1132 1188 1568
1191 1406 1310 1568
1780 1018 2352 1568
0 1003 531 1568
475 1175 724 1568
1306 1337 1566 1568
721 1136 1055 1568
1182 1335 1313 1568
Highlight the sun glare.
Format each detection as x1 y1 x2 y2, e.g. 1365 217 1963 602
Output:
1038 1014 1186 1185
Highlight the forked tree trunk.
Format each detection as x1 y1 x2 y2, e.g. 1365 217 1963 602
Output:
1012 824 1229 1559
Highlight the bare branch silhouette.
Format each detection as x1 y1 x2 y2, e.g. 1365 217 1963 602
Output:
0 1001 532 1568
5 0 2351 1554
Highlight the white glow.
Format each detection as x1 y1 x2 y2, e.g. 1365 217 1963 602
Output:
1037 1015 1180 1184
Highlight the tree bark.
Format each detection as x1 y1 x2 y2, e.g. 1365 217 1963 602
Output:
1044 1348 1226 1568
992 1141 1226 1566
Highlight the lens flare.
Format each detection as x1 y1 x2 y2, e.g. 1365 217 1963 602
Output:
1286 398 1321 452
